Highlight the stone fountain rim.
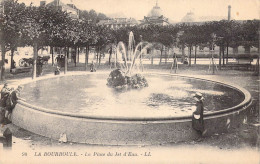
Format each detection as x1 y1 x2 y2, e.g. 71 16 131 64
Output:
16 71 252 122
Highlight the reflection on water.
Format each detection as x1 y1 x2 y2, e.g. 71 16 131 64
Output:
20 74 244 118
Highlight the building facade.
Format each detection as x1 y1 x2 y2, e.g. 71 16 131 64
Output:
41 0 79 19
97 18 139 29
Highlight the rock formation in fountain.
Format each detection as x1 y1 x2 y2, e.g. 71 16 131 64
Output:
107 69 148 89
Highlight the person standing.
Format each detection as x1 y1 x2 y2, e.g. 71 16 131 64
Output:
90 61 96 72
192 92 206 136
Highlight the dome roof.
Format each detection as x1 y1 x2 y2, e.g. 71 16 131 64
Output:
147 3 163 18
181 12 196 22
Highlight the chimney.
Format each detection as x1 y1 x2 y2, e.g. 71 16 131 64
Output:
40 1 46 6
228 5 231 21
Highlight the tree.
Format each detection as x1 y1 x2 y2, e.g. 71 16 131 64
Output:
240 20 259 53
22 4 50 79
77 20 97 70
94 25 113 65
97 13 108 22
88 9 97 24
79 10 89 21
0 0 27 80
41 5 71 66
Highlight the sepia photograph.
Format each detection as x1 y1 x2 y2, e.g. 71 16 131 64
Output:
0 0 259 163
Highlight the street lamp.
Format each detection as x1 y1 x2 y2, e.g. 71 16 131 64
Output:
208 33 217 74
170 36 178 74
177 31 185 63
218 36 224 70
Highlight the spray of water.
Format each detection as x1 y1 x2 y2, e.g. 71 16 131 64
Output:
116 42 128 73
128 31 135 61
114 31 152 76
128 42 152 75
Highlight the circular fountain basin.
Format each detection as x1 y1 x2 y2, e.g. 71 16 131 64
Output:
12 72 252 145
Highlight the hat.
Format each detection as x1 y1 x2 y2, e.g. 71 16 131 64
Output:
193 92 203 101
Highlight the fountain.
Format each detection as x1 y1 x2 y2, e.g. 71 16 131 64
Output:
107 32 151 89
10 32 253 145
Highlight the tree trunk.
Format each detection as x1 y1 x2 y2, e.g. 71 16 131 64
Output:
10 48 15 71
85 44 89 71
159 45 163 65
32 42 38 79
1 43 6 81
77 47 80 63
115 48 117 67
255 56 259 75
51 46 54 66
96 46 99 63
98 46 101 65
65 47 68 74
194 46 197 64
219 45 222 69
99 53 102 65
181 44 185 63
109 47 112 66
165 47 167 64
226 42 229 64
74 46 77 67
189 46 192 66
222 45 224 65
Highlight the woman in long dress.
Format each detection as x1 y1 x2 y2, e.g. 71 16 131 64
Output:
192 92 205 136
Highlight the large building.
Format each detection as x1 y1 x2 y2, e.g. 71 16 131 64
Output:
97 18 139 29
98 1 170 29
139 2 169 27
40 0 79 19
181 11 197 23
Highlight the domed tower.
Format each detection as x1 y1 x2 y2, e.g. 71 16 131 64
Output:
181 11 197 23
147 1 163 18
140 1 169 27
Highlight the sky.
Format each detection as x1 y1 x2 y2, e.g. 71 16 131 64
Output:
19 0 259 22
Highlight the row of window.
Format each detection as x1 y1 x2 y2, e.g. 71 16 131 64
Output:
105 24 133 29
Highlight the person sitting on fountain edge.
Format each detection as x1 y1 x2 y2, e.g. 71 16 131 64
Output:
0 83 12 106
192 92 207 137
0 83 14 125
5 86 24 122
